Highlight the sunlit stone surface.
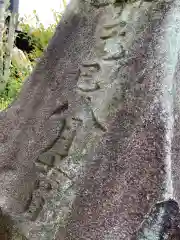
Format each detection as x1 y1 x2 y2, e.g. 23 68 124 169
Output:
1 0 180 239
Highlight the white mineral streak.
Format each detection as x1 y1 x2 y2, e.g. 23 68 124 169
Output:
159 0 180 200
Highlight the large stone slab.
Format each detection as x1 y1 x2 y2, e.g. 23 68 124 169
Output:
1 0 180 239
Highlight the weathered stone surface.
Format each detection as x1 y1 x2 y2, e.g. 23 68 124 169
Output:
38 154 54 167
132 199 180 239
11 47 32 72
1 0 180 239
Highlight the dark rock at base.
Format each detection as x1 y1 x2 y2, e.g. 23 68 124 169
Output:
133 199 180 240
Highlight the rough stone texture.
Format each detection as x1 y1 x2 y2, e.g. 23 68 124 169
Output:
132 199 180 239
11 47 32 72
1 0 180 239
38 154 55 167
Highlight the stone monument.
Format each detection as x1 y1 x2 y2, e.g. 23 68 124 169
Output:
1 0 180 239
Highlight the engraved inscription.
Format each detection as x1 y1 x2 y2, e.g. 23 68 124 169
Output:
38 154 55 166
48 117 82 157
90 0 114 8
51 101 68 116
47 169 72 190
91 109 107 132
24 191 45 221
35 162 50 175
24 117 81 221
100 29 118 40
77 61 101 92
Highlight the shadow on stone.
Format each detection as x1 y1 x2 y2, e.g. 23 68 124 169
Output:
0 212 26 240
132 199 180 240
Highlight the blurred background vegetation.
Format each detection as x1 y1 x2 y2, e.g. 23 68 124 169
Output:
0 8 63 110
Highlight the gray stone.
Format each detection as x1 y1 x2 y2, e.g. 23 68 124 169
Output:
54 154 63 168
1 0 180 239
47 169 72 190
11 47 32 72
38 154 55 167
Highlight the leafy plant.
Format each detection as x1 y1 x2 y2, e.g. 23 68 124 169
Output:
0 8 63 110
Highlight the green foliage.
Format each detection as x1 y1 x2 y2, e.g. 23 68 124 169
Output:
0 65 29 109
0 9 62 110
19 9 62 61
